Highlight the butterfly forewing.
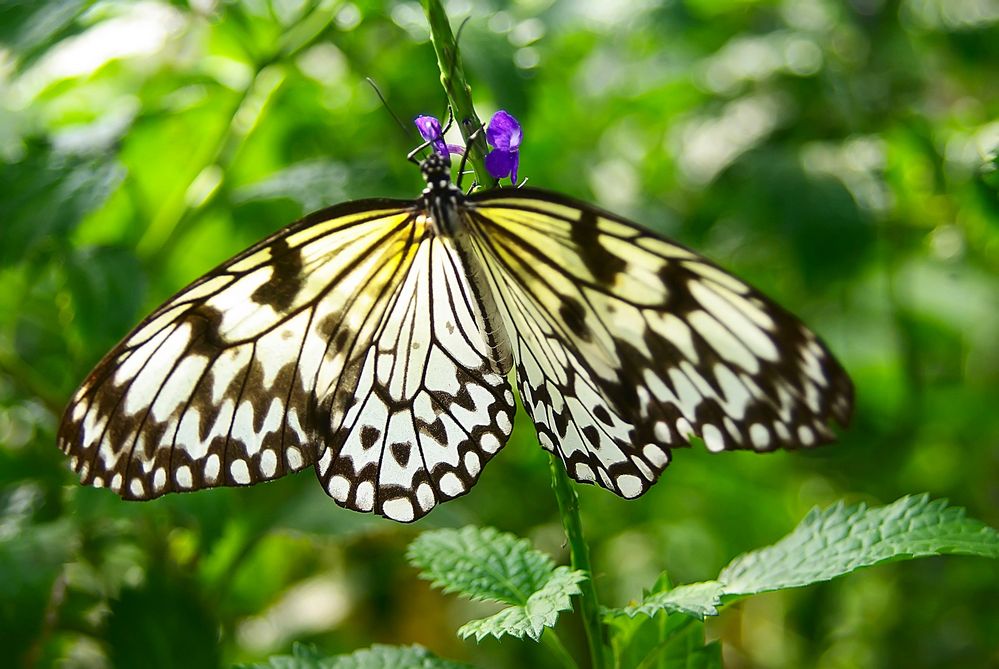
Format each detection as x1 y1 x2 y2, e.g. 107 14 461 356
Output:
59 201 423 499
464 188 852 497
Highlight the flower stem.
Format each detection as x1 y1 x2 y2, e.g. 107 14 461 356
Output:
543 629 582 669
420 0 497 189
550 455 608 669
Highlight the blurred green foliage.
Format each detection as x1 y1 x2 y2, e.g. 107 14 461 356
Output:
1 0 997 667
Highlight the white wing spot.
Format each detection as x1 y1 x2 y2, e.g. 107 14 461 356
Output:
260 450 278 477
176 465 193 489
481 433 502 454
464 451 481 476
616 474 643 498
702 425 725 452
642 444 669 468
231 459 251 484
750 423 771 450
355 481 374 511
439 472 463 497
153 468 167 492
383 497 415 522
328 475 350 502
417 482 436 508
204 453 221 483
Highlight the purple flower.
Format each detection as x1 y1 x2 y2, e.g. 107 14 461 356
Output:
485 110 522 182
414 115 464 158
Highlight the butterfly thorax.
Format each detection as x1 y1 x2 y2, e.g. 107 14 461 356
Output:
419 153 465 237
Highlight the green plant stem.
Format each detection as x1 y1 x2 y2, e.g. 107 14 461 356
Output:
543 629 582 669
634 617 697 669
550 455 608 669
421 0 497 190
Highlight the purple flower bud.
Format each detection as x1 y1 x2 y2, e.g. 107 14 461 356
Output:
485 110 522 182
414 115 449 158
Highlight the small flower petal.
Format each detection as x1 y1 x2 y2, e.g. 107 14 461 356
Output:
414 115 448 157
485 149 517 180
486 110 522 152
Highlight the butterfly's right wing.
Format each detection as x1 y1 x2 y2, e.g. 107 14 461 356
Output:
464 188 852 499
58 200 421 500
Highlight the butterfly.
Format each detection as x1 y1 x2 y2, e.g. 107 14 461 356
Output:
58 151 853 522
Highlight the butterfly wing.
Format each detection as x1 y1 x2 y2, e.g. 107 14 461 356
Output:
59 197 516 520
315 232 515 521
463 188 853 498
56 201 409 498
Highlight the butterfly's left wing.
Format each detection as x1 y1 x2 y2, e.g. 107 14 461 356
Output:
58 201 424 499
463 188 853 499
315 232 516 522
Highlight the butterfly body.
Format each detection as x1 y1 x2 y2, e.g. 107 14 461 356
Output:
60 153 852 522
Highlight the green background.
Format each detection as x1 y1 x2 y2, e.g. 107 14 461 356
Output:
1 0 997 667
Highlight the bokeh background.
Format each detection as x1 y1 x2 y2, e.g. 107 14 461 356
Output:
2 0 998 667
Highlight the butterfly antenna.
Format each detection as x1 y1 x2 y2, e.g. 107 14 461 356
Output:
365 78 413 140
367 77 432 166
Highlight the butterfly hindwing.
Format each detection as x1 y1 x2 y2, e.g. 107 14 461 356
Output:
315 233 515 522
464 188 853 497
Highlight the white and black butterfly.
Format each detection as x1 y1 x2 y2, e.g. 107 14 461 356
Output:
58 151 852 522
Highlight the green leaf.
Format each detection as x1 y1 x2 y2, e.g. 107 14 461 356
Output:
237 642 472 669
614 496 999 623
616 581 725 621
719 494 999 596
408 526 586 641
457 567 585 641
406 526 559 604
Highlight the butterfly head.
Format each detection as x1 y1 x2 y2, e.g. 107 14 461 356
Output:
420 152 456 195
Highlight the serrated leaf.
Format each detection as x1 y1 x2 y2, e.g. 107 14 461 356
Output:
407 526 557 604
457 567 585 641
616 581 725 621
720 494 999 596
236 642 472 669
613 495 999 624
